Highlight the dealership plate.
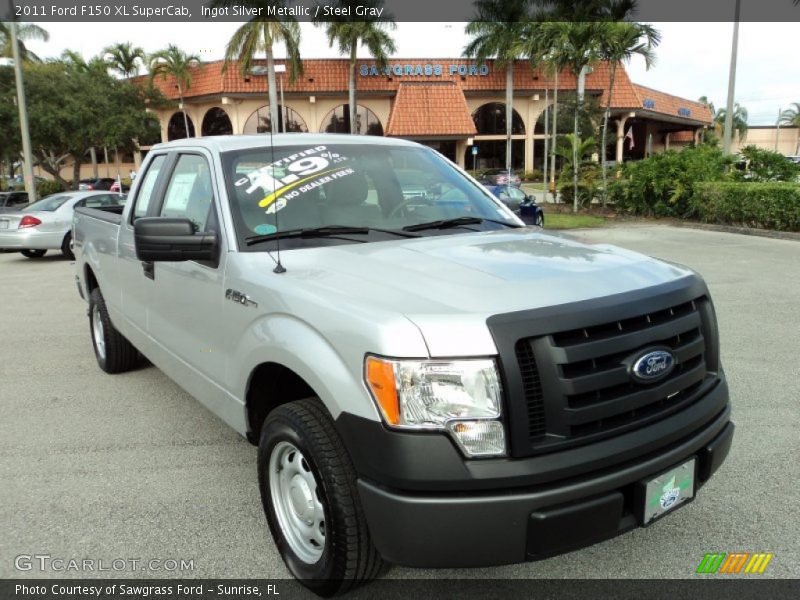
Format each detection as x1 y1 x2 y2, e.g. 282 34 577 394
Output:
642 458 695 524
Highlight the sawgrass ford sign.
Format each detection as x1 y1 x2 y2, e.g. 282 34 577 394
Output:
360 63 491 77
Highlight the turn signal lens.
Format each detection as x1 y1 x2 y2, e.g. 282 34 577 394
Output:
19 215 41 228
365 356 400 425
447 420 506 457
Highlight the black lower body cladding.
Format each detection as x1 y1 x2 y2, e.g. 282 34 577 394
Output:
335 376 732 567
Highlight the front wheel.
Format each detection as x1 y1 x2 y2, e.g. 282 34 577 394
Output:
89 288 139 373
535 212 544 227
21 249 46 258
258 399 386 596
61 232 74 259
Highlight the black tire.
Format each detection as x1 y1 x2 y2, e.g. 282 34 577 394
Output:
88 287 139 374
536 213 544 227
21 249 46 258
61 232 74 259
258 398 386 596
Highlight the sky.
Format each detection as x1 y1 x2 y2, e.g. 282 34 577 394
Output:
22 21 800 125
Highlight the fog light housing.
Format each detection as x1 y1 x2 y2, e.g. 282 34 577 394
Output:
446 420 506 457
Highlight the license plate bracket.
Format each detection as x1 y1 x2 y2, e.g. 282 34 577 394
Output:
636 457 696 525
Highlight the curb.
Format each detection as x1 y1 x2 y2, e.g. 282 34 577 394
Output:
670 221 800 242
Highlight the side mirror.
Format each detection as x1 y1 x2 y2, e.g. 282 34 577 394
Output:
134 217 216 262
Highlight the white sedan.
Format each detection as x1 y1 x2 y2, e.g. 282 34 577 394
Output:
0 191 126 259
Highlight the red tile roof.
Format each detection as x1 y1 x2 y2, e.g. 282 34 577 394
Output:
141 58 712 126
385 82 476 137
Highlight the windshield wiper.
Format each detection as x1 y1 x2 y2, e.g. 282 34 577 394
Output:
402 216 521 232
245 225 419 246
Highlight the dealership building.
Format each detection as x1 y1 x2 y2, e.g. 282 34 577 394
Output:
140 57 714 172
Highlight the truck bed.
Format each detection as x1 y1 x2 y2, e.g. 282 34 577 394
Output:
74 205 124 224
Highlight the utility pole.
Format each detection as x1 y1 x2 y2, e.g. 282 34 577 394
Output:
9 17 37 202
722 0 741 155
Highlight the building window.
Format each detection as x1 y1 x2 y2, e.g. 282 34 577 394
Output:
201 107 233 136
472 102 525 136
243 105 308 134
320 104 383 136
167 111 195 140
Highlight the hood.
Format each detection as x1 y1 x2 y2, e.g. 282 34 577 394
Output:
248 229 696 355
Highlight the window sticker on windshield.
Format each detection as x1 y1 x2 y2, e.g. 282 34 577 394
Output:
234 146 353 214
254 224 277 235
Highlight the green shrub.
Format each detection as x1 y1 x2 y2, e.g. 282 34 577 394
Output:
520 169 543 182
558 164 600 208
734 145 800 182
692 182 800 231
611 144 734 217
36 179 65 197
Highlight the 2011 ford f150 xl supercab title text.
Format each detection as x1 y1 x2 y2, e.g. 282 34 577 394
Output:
72 135 733 596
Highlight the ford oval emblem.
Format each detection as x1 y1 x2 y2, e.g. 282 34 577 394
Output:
631 349 675 383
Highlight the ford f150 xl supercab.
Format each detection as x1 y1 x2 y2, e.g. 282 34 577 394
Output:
72 134 733 596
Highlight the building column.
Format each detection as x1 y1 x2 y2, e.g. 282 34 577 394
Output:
456 139 467 169
694 128 703 145
615 116 629 164
524 97 536 172
665 132 671 151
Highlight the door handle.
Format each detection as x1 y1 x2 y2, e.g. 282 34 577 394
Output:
142 261 154 280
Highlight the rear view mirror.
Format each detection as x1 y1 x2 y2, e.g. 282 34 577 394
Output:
134 217 216 262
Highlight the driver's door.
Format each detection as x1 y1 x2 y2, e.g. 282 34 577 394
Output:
145 151 229 388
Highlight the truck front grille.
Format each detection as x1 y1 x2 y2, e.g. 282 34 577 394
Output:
503 293 716 455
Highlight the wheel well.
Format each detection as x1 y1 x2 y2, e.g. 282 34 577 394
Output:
246 362 317 444
85 265 99 293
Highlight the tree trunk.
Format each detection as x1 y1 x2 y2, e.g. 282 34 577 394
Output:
601 62 617 208
34 153 70 189
265 42 279 133
178 83 190 138
349 41 358 134
90 147 98 179
72 158 82 190
505 63 513 175
550 70 559 203
573 106 579 214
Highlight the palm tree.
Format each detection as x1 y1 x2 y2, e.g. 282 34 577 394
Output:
521 19 572 202
464 0 532 174
597 21 660 205
779 102 800 154
714 103 748 142
104 42 145 78
149 45 201 138
317 1 396 134
214 0 302 133
0 22 48 61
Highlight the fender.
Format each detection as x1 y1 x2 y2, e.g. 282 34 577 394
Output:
231 312 426 426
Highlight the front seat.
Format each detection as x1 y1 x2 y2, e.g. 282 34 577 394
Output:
321 173 380 226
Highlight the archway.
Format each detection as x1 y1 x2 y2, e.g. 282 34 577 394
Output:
243 105 308 134
167 112 195 140
201 107 233 136
319 104 383 136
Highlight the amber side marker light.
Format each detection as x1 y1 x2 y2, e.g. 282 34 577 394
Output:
365 357 400 425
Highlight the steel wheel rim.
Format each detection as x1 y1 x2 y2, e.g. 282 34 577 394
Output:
92 305 106 361
269 441 326 564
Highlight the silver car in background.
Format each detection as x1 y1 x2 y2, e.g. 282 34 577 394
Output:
0 191 126 259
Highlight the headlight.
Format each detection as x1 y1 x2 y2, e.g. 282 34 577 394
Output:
365 356 505 457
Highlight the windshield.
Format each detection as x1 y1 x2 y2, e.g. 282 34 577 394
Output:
221 143 518 250
24 195 70 212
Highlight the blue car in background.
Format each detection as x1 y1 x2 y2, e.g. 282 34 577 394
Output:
485 184 544 227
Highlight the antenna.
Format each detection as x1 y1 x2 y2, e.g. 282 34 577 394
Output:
269 111 286 274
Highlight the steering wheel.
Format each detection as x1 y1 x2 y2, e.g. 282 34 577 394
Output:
388 196 428 218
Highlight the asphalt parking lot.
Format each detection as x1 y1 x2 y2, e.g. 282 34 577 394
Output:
1 224 798 583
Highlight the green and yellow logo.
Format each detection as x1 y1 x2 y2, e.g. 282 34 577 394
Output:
696 552 774 574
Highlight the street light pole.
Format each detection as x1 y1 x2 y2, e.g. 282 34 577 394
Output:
722 0 741 156
9 18 37 202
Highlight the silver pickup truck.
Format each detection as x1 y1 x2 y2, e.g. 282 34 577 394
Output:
73 134 733 595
